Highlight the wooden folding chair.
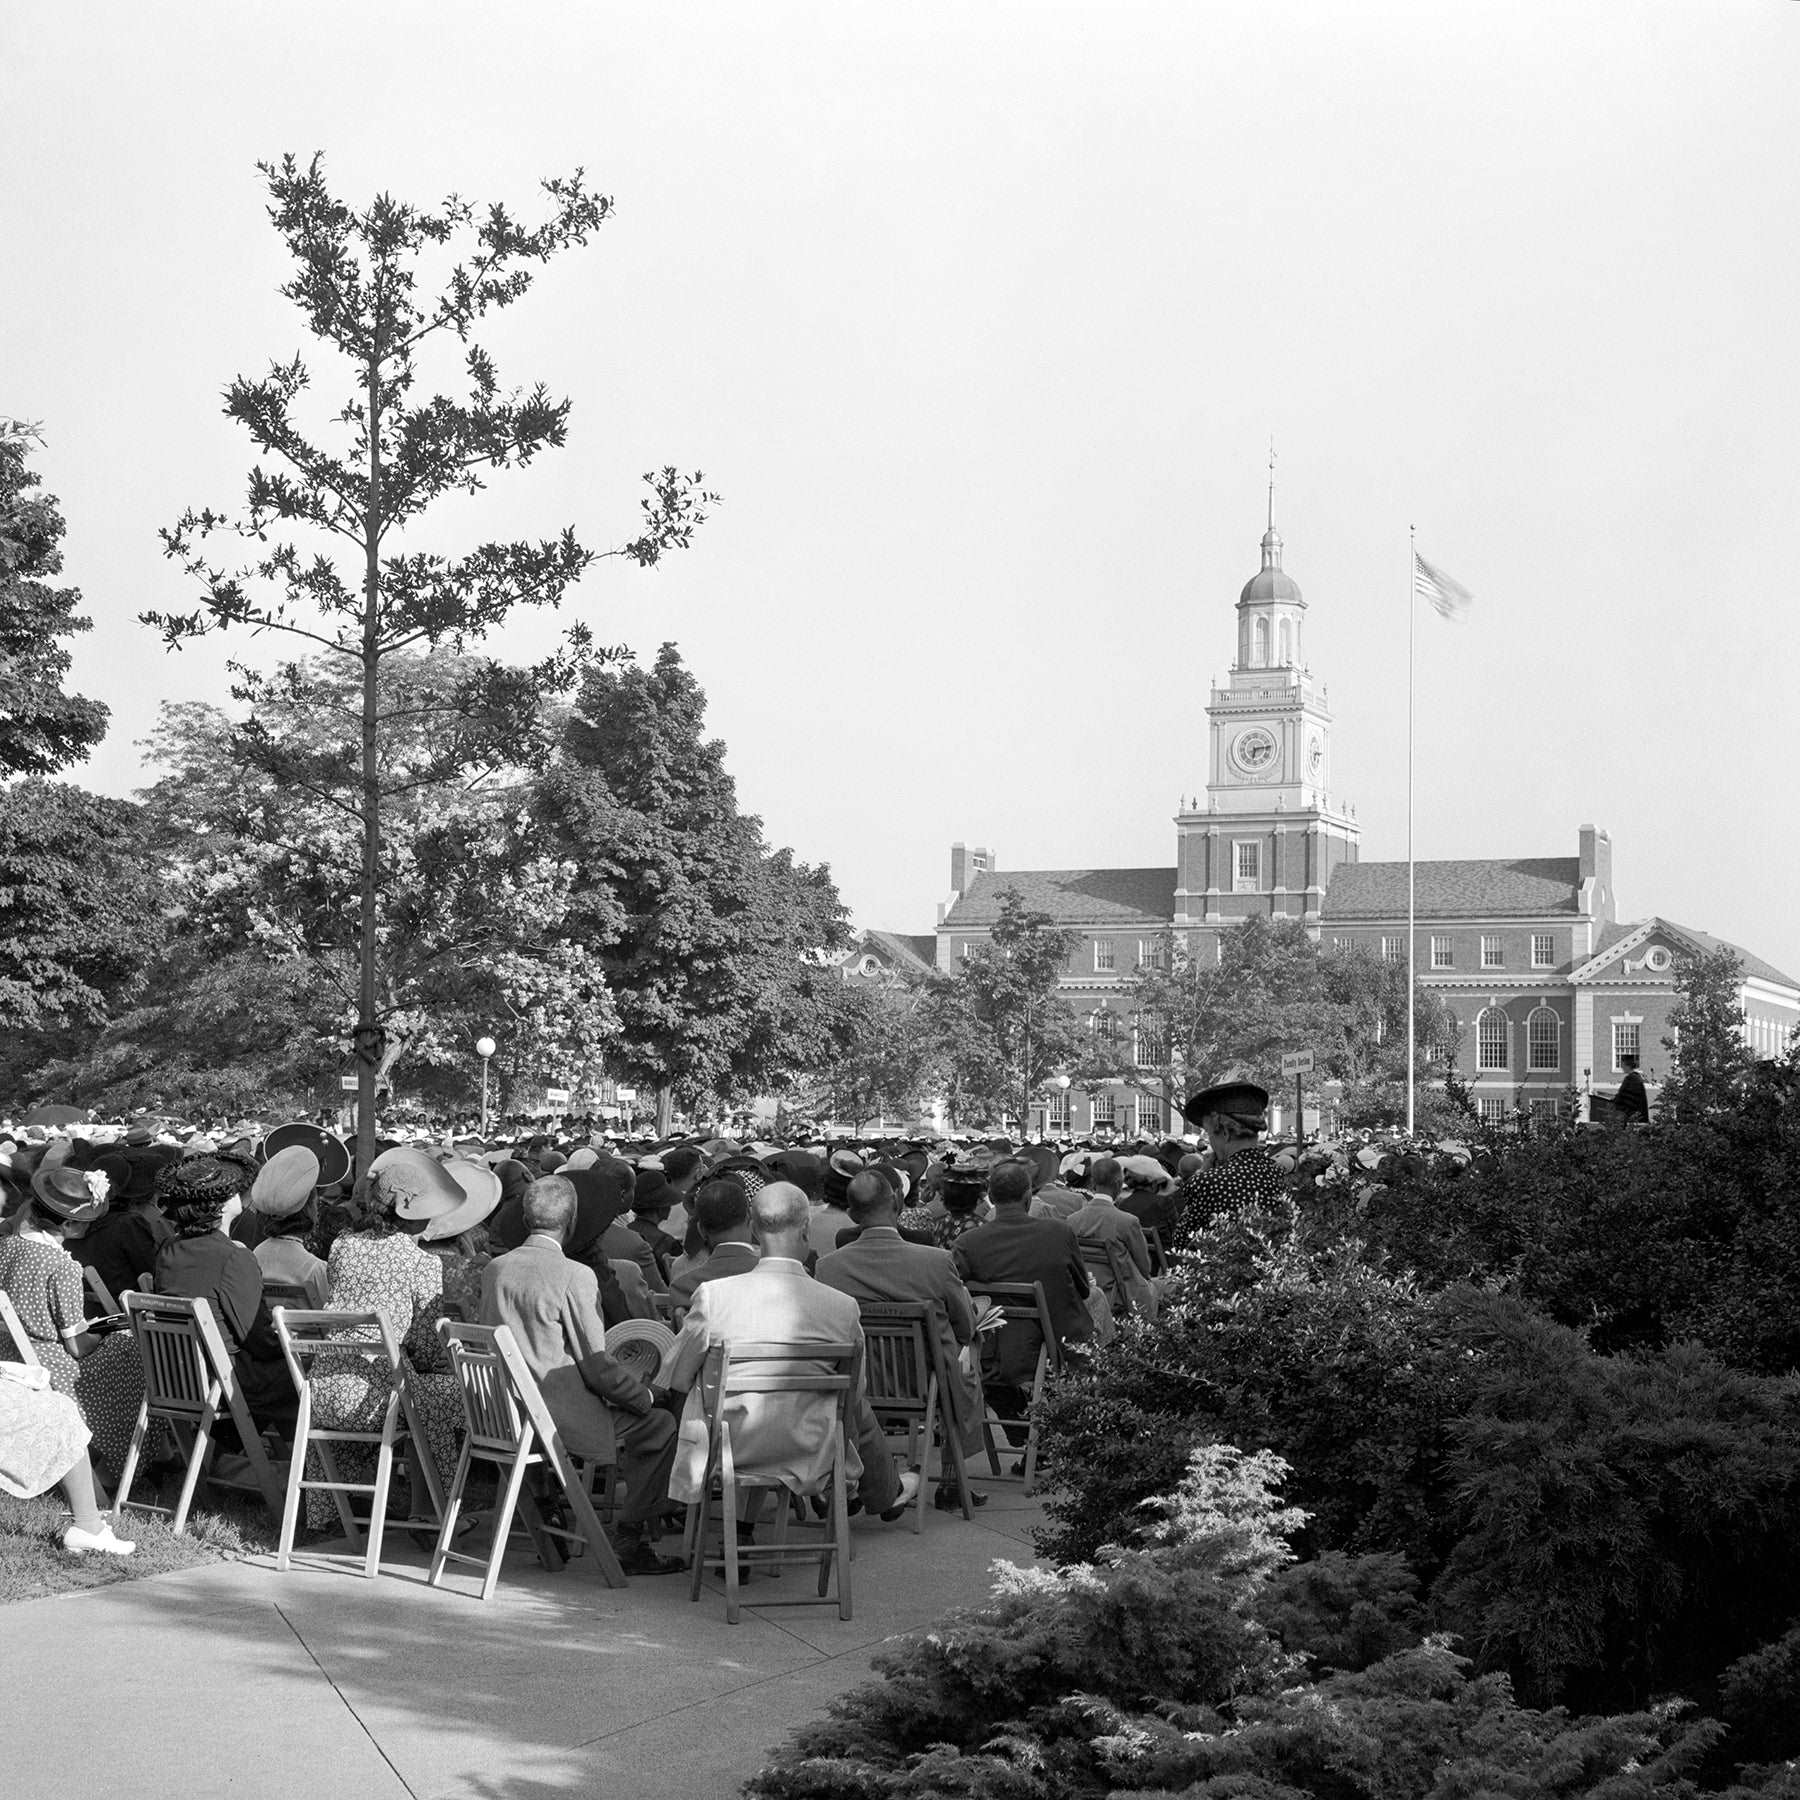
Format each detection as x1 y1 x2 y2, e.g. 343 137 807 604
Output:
261 1279 314 1311
83 1265 121 1317
0 1290 39 1367
1142 1226 1166 1277
115 1294 287 1534
682 1339 856 1625
858 1302 973 1527
427 1321 627 1601
967 1280 1060 1496
1079 1238 1143 1320
272 1309 447 1578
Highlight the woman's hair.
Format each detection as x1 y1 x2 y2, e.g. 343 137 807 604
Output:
335 1175 402 1239
156 1156 250 1239
941 1181 983 1218
262 1196 318 1240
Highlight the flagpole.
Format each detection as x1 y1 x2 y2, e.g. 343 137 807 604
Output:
1406 525 1417 1138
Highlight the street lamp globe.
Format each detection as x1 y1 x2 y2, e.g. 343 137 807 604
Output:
476 1036 497 1060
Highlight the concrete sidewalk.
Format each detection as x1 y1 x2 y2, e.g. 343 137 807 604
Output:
0 1483 1044 1800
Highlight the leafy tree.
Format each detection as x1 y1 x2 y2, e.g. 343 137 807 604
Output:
534 644 851 1124
134 654 618 1106
1662 944 1758 1121
147 153 712 1165
0 782 159 1033
921 888 1081 1130
795 982 943 1129
0 427 108 776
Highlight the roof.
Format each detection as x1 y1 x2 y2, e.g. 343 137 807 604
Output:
942 867 1177 930
862 930 937 977
1659 920 1798 990
1324 857 1583 920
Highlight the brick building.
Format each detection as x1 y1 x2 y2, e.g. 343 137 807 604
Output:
918 518 1798 1133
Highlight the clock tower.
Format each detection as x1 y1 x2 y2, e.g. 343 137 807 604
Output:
1174 516 1359 930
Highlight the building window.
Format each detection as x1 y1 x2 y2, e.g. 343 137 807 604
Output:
1527 1006 1560 1072
1253 617 1269 666
1048 1089 1071 1132
1137 939 1161 969
1091 1093 1116 1128
958 941 972 961
1477 1095 1509 1124
1532 932 1555 969
1233 841 1261 893
1134 1016 1169 1067
1612 1020 1641 1069
1278 619 1292 664
1430 935 1453 970
1481 935 1504 970
1529 1098 1560 1123
1136 1094 1162 1136
1380 935 1402 963
1094 939 1115 973
1091 1010 1120 1049
1477 1007 1509 1071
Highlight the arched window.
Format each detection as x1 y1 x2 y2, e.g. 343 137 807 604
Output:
1278 618 1292 664
1527 1006 1560 1072
1477 1007 1509 1071
1090 1009 1120 1050
1253 617 1269 666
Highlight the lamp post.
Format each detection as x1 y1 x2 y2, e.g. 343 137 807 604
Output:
476 1035 497 1138
1051 1072 1070 1139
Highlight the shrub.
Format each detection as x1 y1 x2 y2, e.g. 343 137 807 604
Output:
1435 1291 1800 1713
1035 1211 1477 1570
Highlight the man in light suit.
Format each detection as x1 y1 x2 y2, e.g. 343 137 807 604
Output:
1067 1156 1159 1323
816 1171 986 1512
480 1176 684 1575
658 1183 920 1520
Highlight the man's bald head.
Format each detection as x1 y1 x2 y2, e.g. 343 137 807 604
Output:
749 1180 811 1254
845 1168 898 1224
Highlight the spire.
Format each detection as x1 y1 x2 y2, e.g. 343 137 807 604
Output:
1261 439 1283 567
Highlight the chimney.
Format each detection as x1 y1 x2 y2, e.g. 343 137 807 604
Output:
1578 824 1614 925
950 842 968 895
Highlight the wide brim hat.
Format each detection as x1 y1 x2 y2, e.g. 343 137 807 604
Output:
30 1164 109 1226
1181 1081 1271 1132
367 1147 463 1222
823 1148 864 1206
1118 1153 1175 1192
263 1121 352 1188
421 1158 504 1243
248 1145 320 1219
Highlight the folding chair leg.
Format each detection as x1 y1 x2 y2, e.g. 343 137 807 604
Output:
365 1411 398 1580
942 1411 976 1520
113 1404 151 1526
542 1433 627 1589
911 1389 937 1534
484 1446 536 1602
720 1432 742 1625
276 1388 311 1571
429 1440 476 1589
171 1412 215 1535
833 1446 852 1621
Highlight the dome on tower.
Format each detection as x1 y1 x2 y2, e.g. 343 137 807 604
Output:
1239 525 1305 606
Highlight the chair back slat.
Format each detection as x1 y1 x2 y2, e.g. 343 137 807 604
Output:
273 1308 402 1392
438 1321 527 1449
856 1304 932 1410
0 1290 40 1368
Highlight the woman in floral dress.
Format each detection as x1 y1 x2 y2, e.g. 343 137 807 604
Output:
0 1167 144 1479
304 1151 465 1530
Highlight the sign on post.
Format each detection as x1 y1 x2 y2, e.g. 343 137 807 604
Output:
544 1087 571 1105
339 1075 359 1092
614 1087 637 1103
1280 1049 1314 1147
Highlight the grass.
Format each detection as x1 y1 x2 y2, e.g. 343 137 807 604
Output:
0 1476 280 1606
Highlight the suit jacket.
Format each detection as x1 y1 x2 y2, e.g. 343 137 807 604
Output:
601 1220 667 1294
668 1239 759 1310
815 1228 981 1438
805 1204 854 1264
952 1213 1091 1387
658 1257 866 1504
1067 1197 1158 1319
479 1234 654 1464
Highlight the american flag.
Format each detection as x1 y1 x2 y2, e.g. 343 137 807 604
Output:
1414 551 1474 621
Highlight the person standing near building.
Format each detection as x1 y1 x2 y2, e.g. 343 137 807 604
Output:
1611 1054 1650 1126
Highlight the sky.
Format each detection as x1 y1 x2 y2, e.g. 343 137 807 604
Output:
7 1 1799 979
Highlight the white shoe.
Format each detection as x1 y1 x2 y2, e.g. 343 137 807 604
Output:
63 1521 136 1557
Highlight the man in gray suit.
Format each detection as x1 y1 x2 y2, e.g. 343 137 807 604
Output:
480 1175 683 1575
816 1171 986 1511
1067 1156 1158 1322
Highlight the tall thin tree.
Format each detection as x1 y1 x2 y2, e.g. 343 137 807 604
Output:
149 154 712 1165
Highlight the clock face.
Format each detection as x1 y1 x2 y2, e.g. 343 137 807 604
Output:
1231 727 1278 777
1308 735 1323 774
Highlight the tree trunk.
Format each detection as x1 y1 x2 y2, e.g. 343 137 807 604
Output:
656 1083 672 1138
354 351 383 1176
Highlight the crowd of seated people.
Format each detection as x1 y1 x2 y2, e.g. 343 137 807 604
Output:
0 1101 1236 1569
